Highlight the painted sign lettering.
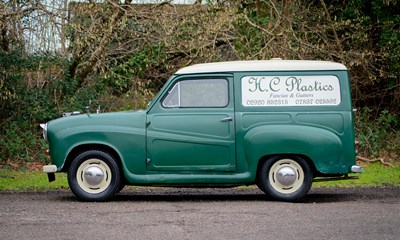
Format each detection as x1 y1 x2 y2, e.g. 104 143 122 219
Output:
242 76 341 106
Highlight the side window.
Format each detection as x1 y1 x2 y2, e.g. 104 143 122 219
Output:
163 79 228 108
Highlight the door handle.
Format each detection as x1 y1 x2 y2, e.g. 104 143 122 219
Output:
220 117 233 122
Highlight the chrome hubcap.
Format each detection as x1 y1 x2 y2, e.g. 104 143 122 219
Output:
269 159 304 194
84 166 104 186
276 166 297 186
76 159 112 194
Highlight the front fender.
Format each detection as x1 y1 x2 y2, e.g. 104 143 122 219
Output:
243 125 343 173
48 127 146 174
46 111 147 175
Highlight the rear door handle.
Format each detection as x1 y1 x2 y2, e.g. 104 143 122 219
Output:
220 117 233 122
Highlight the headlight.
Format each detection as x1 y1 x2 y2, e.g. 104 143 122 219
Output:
40 123 48 141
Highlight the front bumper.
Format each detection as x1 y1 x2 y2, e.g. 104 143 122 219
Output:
43 165 57 173
43 165 57 182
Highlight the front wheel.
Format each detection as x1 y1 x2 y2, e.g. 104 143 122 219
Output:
258 155 313 202
68 150 122 201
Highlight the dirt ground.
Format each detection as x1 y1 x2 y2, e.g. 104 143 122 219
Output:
1 186 399 240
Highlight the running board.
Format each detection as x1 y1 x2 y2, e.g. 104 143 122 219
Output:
313 175 359 182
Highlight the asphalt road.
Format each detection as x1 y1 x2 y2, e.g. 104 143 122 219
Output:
1 187 399 240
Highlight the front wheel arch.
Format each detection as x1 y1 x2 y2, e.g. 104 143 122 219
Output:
62 144 123 171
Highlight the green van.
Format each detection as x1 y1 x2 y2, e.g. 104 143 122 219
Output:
41 60 362 202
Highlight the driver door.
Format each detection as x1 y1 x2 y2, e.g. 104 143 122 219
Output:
146 76 235 172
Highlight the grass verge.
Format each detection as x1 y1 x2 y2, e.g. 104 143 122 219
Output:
0 163 399 192
0 171 68 192
313 162 400 188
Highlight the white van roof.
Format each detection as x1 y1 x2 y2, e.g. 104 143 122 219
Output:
175 60 347 75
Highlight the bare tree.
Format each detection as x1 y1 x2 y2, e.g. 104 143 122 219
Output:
67 1 237 90
0 0 70 55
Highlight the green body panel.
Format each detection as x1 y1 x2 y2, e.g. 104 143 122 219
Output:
47 111 147 176
242 124 343 173
45 68 356 186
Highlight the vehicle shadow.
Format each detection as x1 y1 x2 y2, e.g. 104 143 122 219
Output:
57 186 390 204
54 186 399 203
109 187 361 203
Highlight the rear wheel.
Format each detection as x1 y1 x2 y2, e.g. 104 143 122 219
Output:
258 155 313 202
68 150 122 201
